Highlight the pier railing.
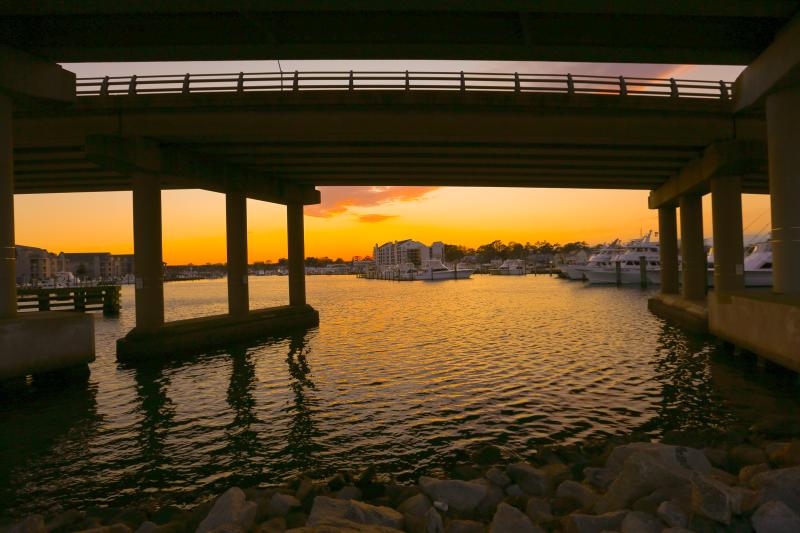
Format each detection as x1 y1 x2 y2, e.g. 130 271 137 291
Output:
17 285 121 315
76 71 733 101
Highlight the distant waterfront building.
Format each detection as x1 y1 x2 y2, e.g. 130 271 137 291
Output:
373 239 445 271
15 245 136 284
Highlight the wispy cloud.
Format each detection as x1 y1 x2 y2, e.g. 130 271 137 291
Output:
357 214 398 223
305 186 439 218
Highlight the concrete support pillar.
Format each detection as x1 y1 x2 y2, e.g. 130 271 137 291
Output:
287 203 306 306
0 95 15 319
658 206 679 295
711 176 745 292
132 174 164 331
680 194 707 300
766 87 800 294
226 192 249 316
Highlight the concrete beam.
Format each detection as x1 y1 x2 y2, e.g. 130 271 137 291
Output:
85 136 320 205
0 46 75 104
734 15 800 111
648 141 766 209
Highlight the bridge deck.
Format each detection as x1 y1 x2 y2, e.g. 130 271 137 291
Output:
12 73 769 196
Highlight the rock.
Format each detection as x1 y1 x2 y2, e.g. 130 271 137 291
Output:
419 477 488 513
8 515 47 533
485 467 510 488
703 447 728 468
662 529 694 533
269 493 302 517
594 452 691 513
525 496 553 523
45 509 86 531
433 501 448 513
769 441 800 468
740 463 771 484
729 485 757 514
620 510 661 533
306 496 403 530
657 500 688 528
197 487 258 533
296 477 315 502
328 473 347 492
398 494 432 518
751 465 800 510
555 480 597 509
505 484 524 498
424 508 443 533
254 517 285 533
730 444 769 469
286 512 307 530
286 517 401 532
605 442 711 476
563 510 627 533
751 500 800 533
75 526 132 533
471 445 503 466
542 463 571 487
582 467 615 491
506 463 550 496
489 503 542 533
445 520 485 533
474 478 505 516
336 486 363 501
709 466 738 486
691 473 734 524
134 522 158 533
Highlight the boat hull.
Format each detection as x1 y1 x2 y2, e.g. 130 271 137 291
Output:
418 269 474 280
563 266 586 280
585 268 655 285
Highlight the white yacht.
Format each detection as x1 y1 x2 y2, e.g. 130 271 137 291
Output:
562 259 588 280
576 240 624 281
416 259 473 280
585 233 660 285
703 240 773 287
489 259 525 276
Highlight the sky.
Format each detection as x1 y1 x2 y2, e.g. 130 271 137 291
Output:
14 60 771 264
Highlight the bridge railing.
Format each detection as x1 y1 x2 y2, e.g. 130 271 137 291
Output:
75 71 733 101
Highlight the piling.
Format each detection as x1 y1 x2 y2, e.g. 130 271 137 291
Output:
615 261 622 286
640 255 648 288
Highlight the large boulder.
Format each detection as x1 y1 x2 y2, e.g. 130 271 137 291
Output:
604 442 711 476
751 466 800 511
768 442 800 468
267 493 301 517
505 464 550 496
555 481 598 509
7 515 47 533
445 520 485 533
397 493 432 519
594 452 691 513
285 517 402 532
489 503 543 533
657 501 688 529
563 511 627 533
306 497 403 530
729 444 768 470
197 487 258 533
691 473 733 524
751 501 800 533
419 477 488 513
620 511 661 533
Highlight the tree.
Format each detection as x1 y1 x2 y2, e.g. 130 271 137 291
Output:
75 264 87 280
444 243 468 263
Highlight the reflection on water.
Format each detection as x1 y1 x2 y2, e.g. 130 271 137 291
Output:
1 275 800 518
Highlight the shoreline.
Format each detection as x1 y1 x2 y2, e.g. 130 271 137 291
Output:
6 428 800 533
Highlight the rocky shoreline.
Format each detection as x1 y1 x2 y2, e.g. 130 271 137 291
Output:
5 432 800 533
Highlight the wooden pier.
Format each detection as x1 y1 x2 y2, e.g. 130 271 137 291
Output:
17 286 121 316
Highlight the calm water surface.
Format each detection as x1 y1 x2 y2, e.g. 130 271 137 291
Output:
2 275 799 518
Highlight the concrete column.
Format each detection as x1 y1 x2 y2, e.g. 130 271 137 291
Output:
680 194 707 300
766 87 800 294
711 176 745 292
132 174 164 331
287 203 306 306
226 192 249 316
0 95 15 318
658 206 679 294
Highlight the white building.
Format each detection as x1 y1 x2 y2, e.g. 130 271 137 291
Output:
373 239 445 271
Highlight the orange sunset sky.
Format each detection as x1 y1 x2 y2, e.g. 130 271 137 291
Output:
15 60 772 265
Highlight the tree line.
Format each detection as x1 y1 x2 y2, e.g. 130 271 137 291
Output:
444 240 590 263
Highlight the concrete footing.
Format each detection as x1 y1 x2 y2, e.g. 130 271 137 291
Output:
116 304 320 360
0 311 95 380
709 290 800 373
647 293 709 333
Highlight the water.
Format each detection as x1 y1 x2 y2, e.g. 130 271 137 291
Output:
2 275 799 518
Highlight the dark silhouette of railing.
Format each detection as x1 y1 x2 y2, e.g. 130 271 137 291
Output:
76 71 733 101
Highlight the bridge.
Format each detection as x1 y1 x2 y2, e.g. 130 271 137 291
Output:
1 3 800 379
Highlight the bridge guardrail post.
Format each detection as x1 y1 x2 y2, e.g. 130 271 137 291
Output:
670 78 679 98
566 73 575 95
182 73 190 94
293 71 299 91
349 70 354 91
460 71 465 92
514 72 520 92
100 76 109 96
405 70 410 90
128 75 137 96
719 81 729 101
619 76 628 96
237 72 244 92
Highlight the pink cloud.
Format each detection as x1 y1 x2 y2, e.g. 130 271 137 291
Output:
357 214 398 223
305 186 439 217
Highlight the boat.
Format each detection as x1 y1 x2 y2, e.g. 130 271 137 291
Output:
575 240 624 281
489 259 525 275
562 260 587 280
416 259 473 280
585 233 659 285
742 240 773 287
